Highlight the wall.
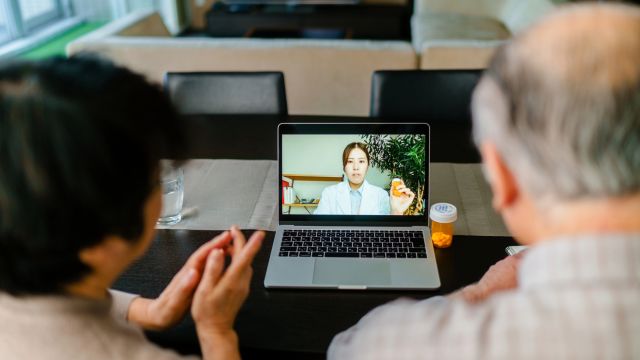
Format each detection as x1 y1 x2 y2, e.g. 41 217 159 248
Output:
71 0 113 21
282 134 392 214
71 0 156 20
71 0 184 34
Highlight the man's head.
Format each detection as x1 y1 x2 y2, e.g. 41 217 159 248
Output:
471 4 640 242
0 56 185 295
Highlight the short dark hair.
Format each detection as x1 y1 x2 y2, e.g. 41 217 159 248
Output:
342 142 370 168
0 56 185 295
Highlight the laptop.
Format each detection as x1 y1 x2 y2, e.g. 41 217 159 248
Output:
264 123 440 290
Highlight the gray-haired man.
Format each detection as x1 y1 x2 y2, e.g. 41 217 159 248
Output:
328 3 640 359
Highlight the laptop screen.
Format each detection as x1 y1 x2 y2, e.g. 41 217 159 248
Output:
279 123 429 224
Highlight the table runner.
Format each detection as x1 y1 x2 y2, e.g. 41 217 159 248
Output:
158 159 509 237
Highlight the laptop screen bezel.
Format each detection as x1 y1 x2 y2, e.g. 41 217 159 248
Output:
278 123 430 226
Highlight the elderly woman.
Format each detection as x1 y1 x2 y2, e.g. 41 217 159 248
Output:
0 56 262 360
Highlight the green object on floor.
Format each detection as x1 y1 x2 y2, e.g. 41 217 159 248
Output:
19 22 106 60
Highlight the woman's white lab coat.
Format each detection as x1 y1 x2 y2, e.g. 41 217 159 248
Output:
314 180 390 215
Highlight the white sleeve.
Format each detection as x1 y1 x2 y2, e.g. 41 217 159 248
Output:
108 289 140 322
314 188 331 214
380 190 391 215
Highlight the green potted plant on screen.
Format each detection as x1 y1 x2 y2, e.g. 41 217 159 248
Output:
361 134 426 215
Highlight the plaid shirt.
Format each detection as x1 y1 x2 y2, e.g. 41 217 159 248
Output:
328 234 640 360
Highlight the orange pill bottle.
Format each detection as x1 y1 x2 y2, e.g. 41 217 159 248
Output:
391 178 403 196
429 203 457 248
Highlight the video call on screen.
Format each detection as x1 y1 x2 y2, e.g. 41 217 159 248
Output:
282 134 426 216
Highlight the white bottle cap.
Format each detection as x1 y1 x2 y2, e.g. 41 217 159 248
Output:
429 203 457 223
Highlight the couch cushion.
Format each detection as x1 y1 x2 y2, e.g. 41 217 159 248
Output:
413 12 510 46
413 0 508 18
499 0 555 34
418 40 502 69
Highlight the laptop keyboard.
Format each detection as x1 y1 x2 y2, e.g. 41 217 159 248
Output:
278 229 427 258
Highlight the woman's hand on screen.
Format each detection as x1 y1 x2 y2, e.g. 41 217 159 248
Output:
390 183 415 215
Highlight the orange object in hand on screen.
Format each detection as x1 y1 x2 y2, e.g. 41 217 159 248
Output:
391 178 403 197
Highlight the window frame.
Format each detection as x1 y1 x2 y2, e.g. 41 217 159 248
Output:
0 0 65 45
0 27 10 46
20 0 64 33
0 0 19 45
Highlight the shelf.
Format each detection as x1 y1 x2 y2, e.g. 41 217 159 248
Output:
282 174 338 213
284 203 318 207
283 174 342 182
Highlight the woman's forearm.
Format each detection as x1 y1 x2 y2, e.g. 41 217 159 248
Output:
197 327 240 360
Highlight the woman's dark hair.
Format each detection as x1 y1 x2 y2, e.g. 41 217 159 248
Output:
0 56 185 295
342 142 370 168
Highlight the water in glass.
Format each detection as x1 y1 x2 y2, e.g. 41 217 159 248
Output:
157 164 184 225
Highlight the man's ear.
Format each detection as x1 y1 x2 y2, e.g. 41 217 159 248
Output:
480 142 519 212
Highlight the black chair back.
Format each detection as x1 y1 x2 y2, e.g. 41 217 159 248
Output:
370 69 482 122
164 71 288 115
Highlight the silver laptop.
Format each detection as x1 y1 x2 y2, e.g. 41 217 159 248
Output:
264 123 440 290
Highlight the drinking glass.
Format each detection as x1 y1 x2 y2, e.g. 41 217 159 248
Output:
157 161 184 225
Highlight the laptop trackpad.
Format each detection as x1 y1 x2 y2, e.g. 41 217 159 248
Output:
312 259 391 286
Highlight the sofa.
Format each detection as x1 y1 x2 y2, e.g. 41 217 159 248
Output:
67 0 560 116
67 11 416 116
412 0 561 69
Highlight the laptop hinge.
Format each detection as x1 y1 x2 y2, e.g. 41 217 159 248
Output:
282 221 426 227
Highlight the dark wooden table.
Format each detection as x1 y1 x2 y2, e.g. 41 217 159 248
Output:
113 114 507 358
114 231 516 358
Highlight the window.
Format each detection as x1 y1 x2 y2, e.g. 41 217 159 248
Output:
0 6 9 44
19 0 62 32
0 0 160 57
0 0 65 46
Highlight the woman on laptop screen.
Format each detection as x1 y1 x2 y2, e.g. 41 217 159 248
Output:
315 142 415 215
